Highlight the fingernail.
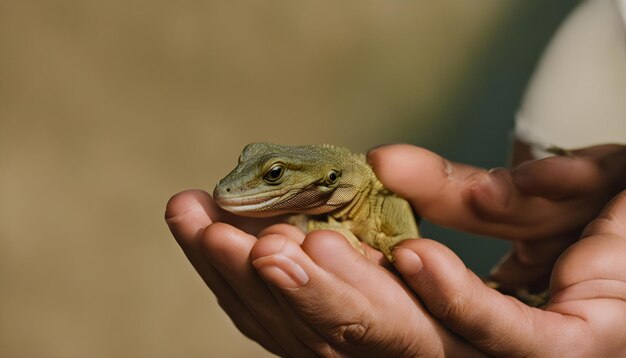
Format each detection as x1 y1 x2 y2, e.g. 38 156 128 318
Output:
393 248 423 276
253 255 309 289
366 143 395 166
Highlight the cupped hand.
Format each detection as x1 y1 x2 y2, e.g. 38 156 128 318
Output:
368 144 626 293
392 190 626 356
165 190 482 357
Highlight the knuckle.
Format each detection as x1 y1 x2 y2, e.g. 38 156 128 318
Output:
325 320 391 355
327 320 421 357
332 322 369 344
325 318 372 347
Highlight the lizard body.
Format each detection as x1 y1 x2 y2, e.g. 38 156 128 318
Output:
213 143 419 260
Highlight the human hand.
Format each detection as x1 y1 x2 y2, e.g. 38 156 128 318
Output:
369 144 626 294
165 190 482 357
391 190 626 356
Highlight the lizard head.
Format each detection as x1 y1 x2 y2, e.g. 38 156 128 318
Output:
213 143 367 217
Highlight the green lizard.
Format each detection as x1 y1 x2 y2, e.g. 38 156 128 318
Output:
213 143 419 261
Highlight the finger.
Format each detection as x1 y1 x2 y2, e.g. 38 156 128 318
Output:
510 145 626 199
165 191 286 355
362 242 388 267
369 145 584 290
486 237 574 293
258 223 384 264
552 190 626 296
218 210 290 236
165 190 221 283
165 190 214 249
572 143 626 158
367 145 523 230
250 231 455 357
545 191 626 355
255 224 390 265
488 191 626 321
250 232 381 356
254 233 339 356
393 239 585 357
215 289 288 357
511 156 601 199
369 144 612 241
581 189 626 240
201 223 319 357
258 223 306 244
487 152 626 289
368 144 476 222
367 145 546 239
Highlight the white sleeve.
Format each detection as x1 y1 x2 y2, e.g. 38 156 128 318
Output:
515 0 626 158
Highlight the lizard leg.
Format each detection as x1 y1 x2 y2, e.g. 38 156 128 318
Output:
374 233 416 262
375 195 420 261
307 219 366 256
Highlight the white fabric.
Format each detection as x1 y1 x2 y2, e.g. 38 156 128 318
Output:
515 0 626 158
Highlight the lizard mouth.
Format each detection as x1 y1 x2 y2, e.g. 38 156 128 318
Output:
215 194 282 213
213 183 335 217
213 188 293 215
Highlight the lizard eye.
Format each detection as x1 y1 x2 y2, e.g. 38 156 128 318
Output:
326 170 340 185
264 164 284 183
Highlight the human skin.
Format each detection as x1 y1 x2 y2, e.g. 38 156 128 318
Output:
165 191 482 357
375 143 626 295
375 143 626 356
165 143 626 357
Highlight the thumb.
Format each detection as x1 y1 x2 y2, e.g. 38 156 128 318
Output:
393 239 580 357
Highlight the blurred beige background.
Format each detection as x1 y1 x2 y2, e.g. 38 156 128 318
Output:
0 1 520 357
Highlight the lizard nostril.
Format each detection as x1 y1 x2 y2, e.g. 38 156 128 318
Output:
226 188 231 192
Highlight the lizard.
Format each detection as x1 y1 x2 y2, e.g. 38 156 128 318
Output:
213 143 419 261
